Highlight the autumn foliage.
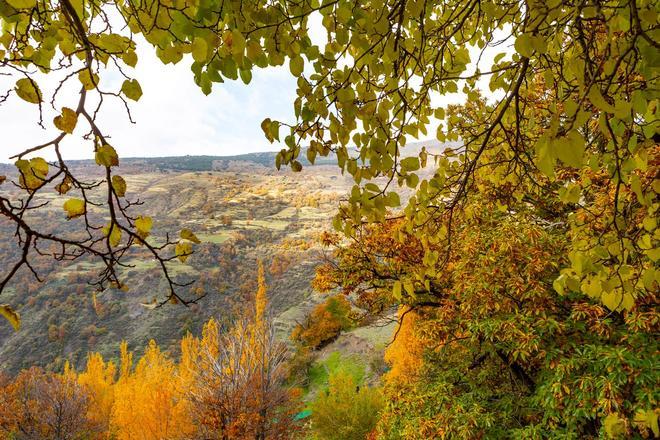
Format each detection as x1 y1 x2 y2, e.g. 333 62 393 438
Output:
316 194 659 439
0 264 301 440
291 294 353 349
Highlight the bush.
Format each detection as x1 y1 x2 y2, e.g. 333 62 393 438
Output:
291 295 353 349
311 371 383 440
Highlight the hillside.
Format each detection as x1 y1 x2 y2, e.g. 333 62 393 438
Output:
0 158 357 374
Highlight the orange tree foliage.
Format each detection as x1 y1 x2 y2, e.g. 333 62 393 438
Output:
291 294 353 349
382 307 424 387
0 366 100 439
0 265 301 440
316 192 659 438
185 262 301 439
76 352 116 435
111 340 193 439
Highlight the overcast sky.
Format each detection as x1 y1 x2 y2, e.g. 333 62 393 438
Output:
0 41 300 163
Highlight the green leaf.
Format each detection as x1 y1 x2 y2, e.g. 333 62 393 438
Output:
15 78 41 104
121 79 142 101
246 41 263 62
385 191 400 207
290 56 304 77
53 107 78 133
191 37 208 63
401 157 420 172
514 34 533 58
95 145 119 167
554 131 585 167
63 198 86 219
0 305 20 331
239 69 252 85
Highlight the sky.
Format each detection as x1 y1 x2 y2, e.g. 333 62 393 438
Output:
0 41 299 163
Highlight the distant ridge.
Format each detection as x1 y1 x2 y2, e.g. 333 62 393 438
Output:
1 140 453 172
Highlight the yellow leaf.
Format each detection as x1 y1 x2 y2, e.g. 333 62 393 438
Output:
176 241 193 262
95 145 119 167
14 78 41 104
102 222 122 247
53 107 78 133
123 50 138 67
135 215 152 240
7 0 37 8
78 69 99 90
63 198 86 219
180 228 201 244
0 304 20 331
112 175 127 197
601 291 621 312
393 280 402 300
404 279 415 297
634 409 659 437
620 292 635 311
604 413 626 438
16 157 49 191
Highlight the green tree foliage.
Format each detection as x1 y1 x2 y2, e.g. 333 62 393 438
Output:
316 195 658 438
311 371 383 440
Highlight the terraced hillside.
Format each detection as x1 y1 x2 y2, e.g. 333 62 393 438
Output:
0 160 354 374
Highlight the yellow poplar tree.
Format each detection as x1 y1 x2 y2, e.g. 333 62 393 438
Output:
111 340 193 440
77 353 117 436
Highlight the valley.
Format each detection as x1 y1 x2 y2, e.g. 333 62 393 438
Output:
0 156 379 375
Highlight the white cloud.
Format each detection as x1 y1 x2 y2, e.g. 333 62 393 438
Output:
0 38 297 163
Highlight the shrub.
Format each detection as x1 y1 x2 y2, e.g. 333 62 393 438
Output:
310 371 383 440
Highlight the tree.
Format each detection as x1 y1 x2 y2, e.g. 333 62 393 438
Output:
0 366 100 440
317 195 659 438
291 294 353 349
110 340 193 440
186 263 301 439
76 353 117 436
